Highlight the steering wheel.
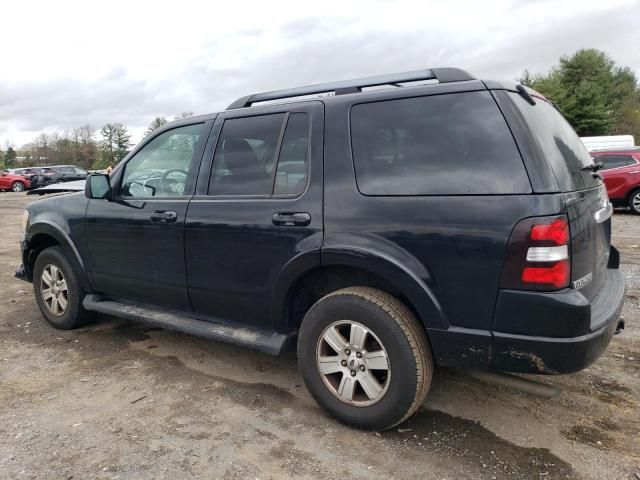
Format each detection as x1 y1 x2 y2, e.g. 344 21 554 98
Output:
160 169 188 194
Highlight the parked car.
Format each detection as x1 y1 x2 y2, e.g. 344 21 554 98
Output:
7 167 47 189
0 170 31 192
8 167 42 176
591 148 640 214
40 165 89 183
15 68 625 430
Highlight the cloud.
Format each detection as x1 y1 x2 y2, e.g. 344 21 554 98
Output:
0 0 638 147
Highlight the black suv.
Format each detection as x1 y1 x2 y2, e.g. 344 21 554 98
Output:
41 165 89 183
16 68 626 430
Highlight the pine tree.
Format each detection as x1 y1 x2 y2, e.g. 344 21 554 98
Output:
5 146 17 167
144 116 168 137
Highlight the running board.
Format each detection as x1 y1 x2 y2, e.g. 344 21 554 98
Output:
82 294 294 355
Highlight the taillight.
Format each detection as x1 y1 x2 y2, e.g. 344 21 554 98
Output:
501 215 571 291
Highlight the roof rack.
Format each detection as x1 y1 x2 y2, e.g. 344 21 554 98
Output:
226 67 475 110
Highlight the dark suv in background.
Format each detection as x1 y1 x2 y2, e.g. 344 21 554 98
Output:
16 68 625 430
41 165 88 183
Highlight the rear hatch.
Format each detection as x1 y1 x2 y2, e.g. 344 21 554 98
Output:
505 90 612 314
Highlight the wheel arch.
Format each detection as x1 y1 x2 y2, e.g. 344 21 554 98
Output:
274 247 447 332
25 222 91 290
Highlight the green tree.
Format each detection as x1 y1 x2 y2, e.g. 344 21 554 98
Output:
99 124 117 164
99 123 132 168
145 116 168 137
114 124 132 161
520 49 640 138
4 146 17 167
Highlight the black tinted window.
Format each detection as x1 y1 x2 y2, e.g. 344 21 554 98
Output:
597 155 636 170
274 113 309 196
209 114 285 195
350 91 530 195
60 167 74 173
507 92 600 191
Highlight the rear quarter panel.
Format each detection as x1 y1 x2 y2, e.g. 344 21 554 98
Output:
322 86 566 337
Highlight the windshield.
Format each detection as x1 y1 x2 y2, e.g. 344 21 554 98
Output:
508 92 600 191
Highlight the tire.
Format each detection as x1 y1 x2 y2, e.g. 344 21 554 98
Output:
628 189 640 215
11 182 25 192
297 287 433 430
33 246 95 329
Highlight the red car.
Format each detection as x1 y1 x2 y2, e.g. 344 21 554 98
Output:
592 148 640 214
0 171 31 192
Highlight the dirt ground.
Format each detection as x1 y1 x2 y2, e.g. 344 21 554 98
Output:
0 192 638 480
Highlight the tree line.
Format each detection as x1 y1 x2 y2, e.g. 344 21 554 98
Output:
0 112 193 171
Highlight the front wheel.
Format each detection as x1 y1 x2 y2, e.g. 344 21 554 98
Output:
33 246 95 329
298 287 433 430
628 189 640 215
11 182 25 192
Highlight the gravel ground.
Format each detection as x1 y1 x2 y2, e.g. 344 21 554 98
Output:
0 192 638 480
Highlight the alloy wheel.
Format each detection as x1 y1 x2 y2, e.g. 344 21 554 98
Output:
40 264 69 316
316 320 391 407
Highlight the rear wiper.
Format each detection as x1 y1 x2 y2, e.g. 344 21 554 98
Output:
581 162 603 172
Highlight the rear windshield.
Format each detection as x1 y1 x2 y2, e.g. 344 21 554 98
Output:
507 92 600 191
350 91 531 195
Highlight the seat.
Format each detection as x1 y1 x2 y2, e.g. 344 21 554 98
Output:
214 138 272 195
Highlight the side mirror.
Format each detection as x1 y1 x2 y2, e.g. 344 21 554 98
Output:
85 174 111 200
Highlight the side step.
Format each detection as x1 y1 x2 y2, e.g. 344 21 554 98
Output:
82 294 294 355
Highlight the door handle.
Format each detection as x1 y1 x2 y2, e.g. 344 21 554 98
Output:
272 212 311 227
629 170 640 174
150 210 178 223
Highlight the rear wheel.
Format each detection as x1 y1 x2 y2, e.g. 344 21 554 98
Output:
628 189 640 215
298 287 433 430
11 182 24 192
33 246 95 329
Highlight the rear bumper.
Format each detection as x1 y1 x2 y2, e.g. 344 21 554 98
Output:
492 268 625 374
429 267 626 374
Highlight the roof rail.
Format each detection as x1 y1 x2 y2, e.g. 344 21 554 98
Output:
226 67 475 110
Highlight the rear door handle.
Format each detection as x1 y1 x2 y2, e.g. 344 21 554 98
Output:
150 210 178 223
272 212 311 227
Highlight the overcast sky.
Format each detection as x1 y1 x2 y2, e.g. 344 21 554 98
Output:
1 0 639 147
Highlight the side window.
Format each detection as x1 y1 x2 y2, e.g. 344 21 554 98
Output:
60 167 74 173
120 123 202 197
598 155 636 170
274 113 310 196
208 114 285 195
74 167 88 175
351 92 531 195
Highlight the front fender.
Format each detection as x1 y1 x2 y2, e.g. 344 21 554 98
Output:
25 220 91 290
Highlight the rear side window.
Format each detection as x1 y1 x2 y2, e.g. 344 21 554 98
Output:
208 112 310 196
350 91 530 195
506 92 600 191
209 114 285 195
597 154 636 170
